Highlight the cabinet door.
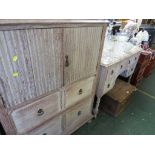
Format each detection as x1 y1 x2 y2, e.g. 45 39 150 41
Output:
0 28 63 108
63 27 103 85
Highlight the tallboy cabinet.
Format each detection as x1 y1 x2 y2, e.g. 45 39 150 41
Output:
0 20 107 134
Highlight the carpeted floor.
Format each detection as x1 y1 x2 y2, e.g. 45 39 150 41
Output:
74 69 155 135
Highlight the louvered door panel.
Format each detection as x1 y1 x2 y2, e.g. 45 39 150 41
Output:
0 28 63 108
63 27 102 85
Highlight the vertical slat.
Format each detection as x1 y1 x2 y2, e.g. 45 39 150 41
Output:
52 29 63 89
26 29 43 96
0 59 13 108
18 30 37 99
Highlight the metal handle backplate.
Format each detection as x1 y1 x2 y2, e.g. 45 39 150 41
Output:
65 55 69 67
77 111 82 116
37 109 44 116
79 89 83 95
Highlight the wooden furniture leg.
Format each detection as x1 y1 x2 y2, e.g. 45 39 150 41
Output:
93 97 101 118
0 97 16 135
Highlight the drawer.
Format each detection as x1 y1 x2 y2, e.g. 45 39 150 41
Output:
107 66 117 79
126 64 137 77
64 76 95 108
65 98 93 134
127 54 139 67
10 91 61 134
28 116 62 135
132 55 139 64
126 58 132 67
102 65 119 95
107 65 119 81
103 79 116 95
118 60 128 74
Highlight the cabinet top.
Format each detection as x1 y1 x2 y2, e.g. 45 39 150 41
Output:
0 19 109 30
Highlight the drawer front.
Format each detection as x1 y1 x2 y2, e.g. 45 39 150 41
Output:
127 54 139 68
126 58 133 67
118 60 128 74
122 63 137 77
10 91 61 134
64 76 95 108
102 65 119 95
65 98 93 133
28 116 62 135
103 79 116 95
131 54 140 65
107 65 119 81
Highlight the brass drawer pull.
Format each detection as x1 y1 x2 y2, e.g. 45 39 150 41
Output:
111 70 114 75
79 89 83 95
37 109 44 116
65 55 69 67
77 111 82 116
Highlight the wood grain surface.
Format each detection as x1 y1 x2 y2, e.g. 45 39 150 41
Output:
63 27 103 85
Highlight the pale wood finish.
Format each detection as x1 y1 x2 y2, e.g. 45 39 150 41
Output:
65 115 93 135
63 27 103 85
0 21 107 135
0 97 16 134
64 98 93 134
10 91 61 134
0 20 108 31
95 51 141 117
0 19 108 25
64 76 95 108
0 29 62 108
97 52 141 98
96 67 108 98
28 115 62 135
90 25 107 117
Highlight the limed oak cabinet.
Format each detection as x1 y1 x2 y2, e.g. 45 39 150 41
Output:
0 20 107 134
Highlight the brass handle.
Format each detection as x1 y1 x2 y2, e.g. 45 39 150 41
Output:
111 70 114 75
77 111 82 116
37 109 44 116
79 89 83 95
65 55 69 67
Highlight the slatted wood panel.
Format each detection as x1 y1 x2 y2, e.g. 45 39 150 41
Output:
63 27 103 85
0 29 62 108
